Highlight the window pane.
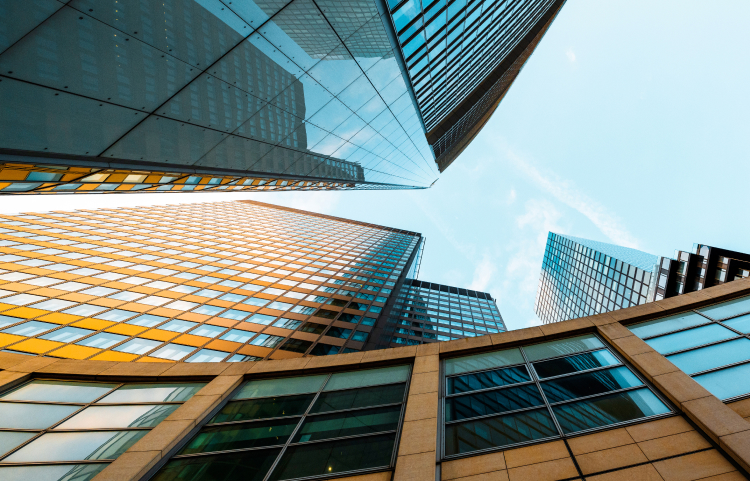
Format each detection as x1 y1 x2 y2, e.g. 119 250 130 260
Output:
311 383 406 413
4 430 147 462
552 388 669 434
99 383 204 403
533 349 620 379
39 326 93 343
269 434 395 480
235 375 328 399
646 324 736 354
667 338 750 375
152 448 281 481
446 365 530 395
523 334 604 362
293 405 401 443
1 380 116 402
694 363 750 400
444 408 557 456
151 343 195 361
722 314 750 333
0 464 107 481
444 348 524 376
2 320 56 337
211 395 316 423
0 431 36 456
77 332 127 349
698 296 750 320
178 418 300 454
629 312 710 338
0 402 79 429
57 404 178 429
446 384 544 422
541 366 643 403
324 365 409 391
187 349 229 362
114 338 160 355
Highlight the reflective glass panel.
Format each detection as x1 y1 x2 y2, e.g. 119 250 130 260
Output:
293 405 401 442
178 418 300 454
4 430 147 462
0 402 79 429
444 348 523 376
234 375 328 399
0 464 107 481
533 349 620 379
0 431 36 456
629 312 710 338
694 363 750 400
324 365 409 391
1 380 116 403
56 404 178 429
523 334 604 362
667 338 750 375
446 365 530 395
310 383 406 413
210 395 316 423
698 296 750 320
645 324 737 354
722 314 750 334
446 384 544 422
152 448 281 481
99 383 204 403
541 366 643 403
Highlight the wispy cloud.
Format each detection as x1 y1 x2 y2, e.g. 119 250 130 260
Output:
566 48 576 63
495 140 641 249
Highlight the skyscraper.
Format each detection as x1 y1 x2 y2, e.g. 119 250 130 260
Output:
0 200 498 361
0 0 565 194
535 232 750 323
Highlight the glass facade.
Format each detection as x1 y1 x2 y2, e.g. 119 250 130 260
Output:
0 0 439 193
441 333 671 457
629 295 750 401
535 233 657 324
381 278 505 347
0 379 203 480
152 365 410 481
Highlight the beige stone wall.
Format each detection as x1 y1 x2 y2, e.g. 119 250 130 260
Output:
2 278 750 481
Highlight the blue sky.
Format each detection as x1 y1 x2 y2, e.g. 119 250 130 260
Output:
2 0 748 330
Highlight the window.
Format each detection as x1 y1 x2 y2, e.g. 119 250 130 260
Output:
151 365 411 481
441 334 670 457
0 380 204 479
629 295 750 400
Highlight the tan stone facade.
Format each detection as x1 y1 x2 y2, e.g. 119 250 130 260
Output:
2 278 750 481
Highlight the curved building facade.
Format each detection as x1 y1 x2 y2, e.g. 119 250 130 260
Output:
2 278 750 481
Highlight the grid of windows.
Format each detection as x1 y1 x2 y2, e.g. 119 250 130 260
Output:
0 200 421 362
387 279 505 346
386 0 558 131
629 295 750 402
535 233 654 323
441 334 671 457
0 380 203 479
152 365 410 481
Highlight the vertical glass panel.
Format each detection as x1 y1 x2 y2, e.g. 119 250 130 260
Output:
444 408 557 456
523 334 604 362
694 363 750 400
323 365 409 391
178 418 300 454
1 380 117 403
645 324 736 354
444 348 524 376
698 296 750 321
211 394 316 423
311 383 406 413
0 431 36 456
293 405 401 442
56 404 179 429
234 375 328 399
4 430 147 462
152 448 282 481
722 313 750 333
541 367 643 403
269 434 395 480
533 349 620 379
445 384 544 422
0 402 79 429
628 312 711 338
667 338 750 375
446 365 530 395
552 388 670 434
0 464 107 481
99 383 204 403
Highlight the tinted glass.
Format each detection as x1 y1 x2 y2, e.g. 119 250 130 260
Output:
667 338 750 375
57 404 178 429
0 464 107 481
99 383 204 403
444 348 523 376
178 418 300 454
541 367 643 403
523 335 604 362
311 383 406 413
0 402 79 429
211 395 315 423
446 384 544 422
444 408 557 456
533 349 619 379
269 434 395 480
1 380 116 403
293 405 401 442
646 324 736 354
4 430 146 462
629 312 710 338
152 448 281 481
722 314 750 334
447 365 530 395
694 363 750 400
698 296 750 320
553 388 669 434
324 365 409 391
235 375 328 399
0 431 36 456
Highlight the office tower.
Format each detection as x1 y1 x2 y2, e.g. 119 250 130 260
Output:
0 0 565 194
2 278 750 481
535 232 750 324
0 200 496 362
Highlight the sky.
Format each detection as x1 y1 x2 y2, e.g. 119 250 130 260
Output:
1 0 748 331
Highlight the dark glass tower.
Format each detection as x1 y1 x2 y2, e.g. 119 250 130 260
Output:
0 0 565 194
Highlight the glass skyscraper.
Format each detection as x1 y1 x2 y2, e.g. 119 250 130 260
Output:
0 0 565 194
0 200 497 361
